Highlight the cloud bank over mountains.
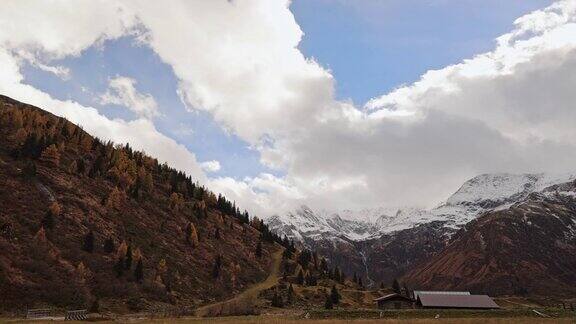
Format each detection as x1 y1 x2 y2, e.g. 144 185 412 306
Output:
1 0 576 217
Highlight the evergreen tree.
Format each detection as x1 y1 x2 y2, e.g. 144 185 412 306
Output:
380 281 385 290
212 255 222 279
334 267 341 283
103 238 115 254
353 272 357 284
134 259 144 283
403 283 410 297
125 245 133 270
358 277 363 289
287 284 294 304
330 285 340 305
271 291 284 308
393 278 401 294
324 295 333 309
282 247 293 259
114 257 124 277
214 228 220 239
41 212 54 230
22 161 37 179
255 241 262 258
82 231 95 253
296 269 304 285
89 299 100 313
305 274 317 286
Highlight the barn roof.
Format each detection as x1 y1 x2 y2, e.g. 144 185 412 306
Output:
373 293 413 302
413 290 470 299
417 294 499 309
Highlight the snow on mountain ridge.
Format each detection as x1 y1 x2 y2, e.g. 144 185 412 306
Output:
267 172 576 242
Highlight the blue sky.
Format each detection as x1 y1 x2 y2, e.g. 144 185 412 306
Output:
21 0 553 179
291 0 553 105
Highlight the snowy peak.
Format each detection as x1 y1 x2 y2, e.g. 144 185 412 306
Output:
267 172 576 243
433 172 576 225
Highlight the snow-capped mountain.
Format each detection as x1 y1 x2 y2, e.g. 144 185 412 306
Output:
266 172 576 243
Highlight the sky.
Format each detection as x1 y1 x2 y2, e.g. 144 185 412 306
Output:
1 0 576 217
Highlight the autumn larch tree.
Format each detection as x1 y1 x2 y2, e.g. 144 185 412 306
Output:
185 222 199 247
40 144 60 167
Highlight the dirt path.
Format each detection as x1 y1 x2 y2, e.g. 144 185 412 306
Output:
195 246 284 317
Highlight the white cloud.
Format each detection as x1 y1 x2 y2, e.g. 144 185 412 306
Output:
0 1 206 183
200 160 221 173
1 0 576 218
100 76 159 119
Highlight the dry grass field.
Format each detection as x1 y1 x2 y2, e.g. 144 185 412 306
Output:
2 317 574 324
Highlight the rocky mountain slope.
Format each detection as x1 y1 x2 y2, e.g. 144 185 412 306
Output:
267 173 576 289
404 180 576 296
0 95 288 313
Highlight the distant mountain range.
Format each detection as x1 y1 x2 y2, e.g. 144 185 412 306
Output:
266 172 576 295
267 172 576 242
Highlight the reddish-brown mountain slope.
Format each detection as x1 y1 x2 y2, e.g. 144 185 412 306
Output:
404 181 576 296
0 95 287 313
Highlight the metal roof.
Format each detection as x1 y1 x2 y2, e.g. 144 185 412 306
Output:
373 293 413 302
413 291 470 299
417 294 499 309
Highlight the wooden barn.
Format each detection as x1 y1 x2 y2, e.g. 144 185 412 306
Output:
373 293 415 309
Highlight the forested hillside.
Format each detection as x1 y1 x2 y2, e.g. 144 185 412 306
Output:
0 95 292 313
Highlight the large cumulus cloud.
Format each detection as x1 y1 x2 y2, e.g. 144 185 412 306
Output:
1 0 576 216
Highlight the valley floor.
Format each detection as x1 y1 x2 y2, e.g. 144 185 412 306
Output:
3 308 575 323
2 316 575 324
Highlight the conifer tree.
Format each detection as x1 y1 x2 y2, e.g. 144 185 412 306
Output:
380 281 385 290
42 202 60 230
296 269 304 285
403 283 410 297
22 161 37 179
89 299 100 313
358 277 363 289
287 284 294 304
330 285 340 305
134 259 144 283
103 238 115 254
324 294 333 309
125 245 133 270
393 278 401 294
41 212 54 230
212 255 222 279
214 228 220 239
40 144 60 167
271 291 283 308
185 223 199 247
82 231 95 253
114 257 124 277
255 241 262 258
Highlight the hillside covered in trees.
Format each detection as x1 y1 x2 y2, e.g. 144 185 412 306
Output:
0 95 293 314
